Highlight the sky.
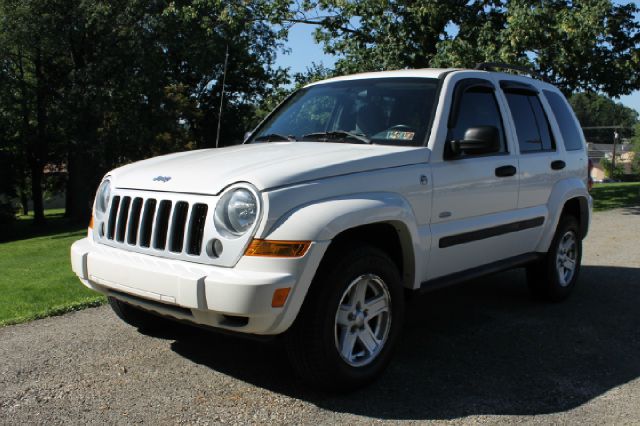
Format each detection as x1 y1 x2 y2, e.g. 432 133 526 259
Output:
275 22 640 115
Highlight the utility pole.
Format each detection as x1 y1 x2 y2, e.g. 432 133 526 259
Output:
215 44 229 149
612 129 619 170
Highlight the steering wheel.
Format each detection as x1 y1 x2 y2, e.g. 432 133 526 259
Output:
387 124 414 131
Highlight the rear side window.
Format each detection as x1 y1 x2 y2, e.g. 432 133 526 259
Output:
543 90 584 151
505 93 555 153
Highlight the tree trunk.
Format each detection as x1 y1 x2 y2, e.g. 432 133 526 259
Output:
65 105 98 224
30 163 45 224
65 148 93 224
31 47 47 225
64 147 74 218
20 190 29 216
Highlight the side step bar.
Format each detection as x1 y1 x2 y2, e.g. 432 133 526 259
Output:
419 253 541 293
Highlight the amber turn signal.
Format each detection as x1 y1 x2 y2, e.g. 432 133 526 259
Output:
244 239 310 258
272 287 291 308
88 216 94 229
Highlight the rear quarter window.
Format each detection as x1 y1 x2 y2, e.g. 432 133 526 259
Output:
543 90 584 151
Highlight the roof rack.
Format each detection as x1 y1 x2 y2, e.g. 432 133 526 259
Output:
474 62 547 82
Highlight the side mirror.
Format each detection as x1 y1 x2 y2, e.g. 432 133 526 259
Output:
450 126 500 156
243 131 252 143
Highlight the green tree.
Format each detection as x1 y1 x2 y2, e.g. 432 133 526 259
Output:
632 122 640 174
252 62 335 127
301 0 640 97
569 92 638 143
570 93 638 128
0 0 292 223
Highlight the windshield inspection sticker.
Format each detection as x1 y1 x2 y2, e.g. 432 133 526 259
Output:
386 131 415 140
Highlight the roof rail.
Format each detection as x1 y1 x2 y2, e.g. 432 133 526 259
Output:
474 62 547 82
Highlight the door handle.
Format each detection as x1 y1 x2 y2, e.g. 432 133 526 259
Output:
495 165 517 177
551 160 566 170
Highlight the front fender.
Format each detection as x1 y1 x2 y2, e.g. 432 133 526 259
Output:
262 192 426 289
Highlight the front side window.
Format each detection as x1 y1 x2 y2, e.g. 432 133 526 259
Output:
446 84 507 158
505 93 555 153
249 78 439 146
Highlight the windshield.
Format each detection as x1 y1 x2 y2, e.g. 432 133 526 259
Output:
249 77 440 146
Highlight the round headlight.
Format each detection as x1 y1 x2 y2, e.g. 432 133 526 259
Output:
214 188 258 237
95 180 111 216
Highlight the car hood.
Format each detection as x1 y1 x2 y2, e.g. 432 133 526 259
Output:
110 142 430 195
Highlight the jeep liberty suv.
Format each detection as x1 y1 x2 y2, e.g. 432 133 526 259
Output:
71 66 592 390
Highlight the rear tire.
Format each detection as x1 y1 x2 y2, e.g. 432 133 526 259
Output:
285 243 405 391
108 296 169 331
527 215 582 302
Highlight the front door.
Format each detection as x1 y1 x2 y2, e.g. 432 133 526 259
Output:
427 76 523 280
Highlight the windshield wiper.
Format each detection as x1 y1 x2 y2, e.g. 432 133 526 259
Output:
254 133 296 142
301 130 371 144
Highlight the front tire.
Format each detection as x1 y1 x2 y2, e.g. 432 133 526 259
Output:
527 215 582 302
285 244 405 391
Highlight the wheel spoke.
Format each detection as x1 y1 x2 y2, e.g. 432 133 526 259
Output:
336 305 352 326
359 324 379 354
364 295 388 319
564 257 575 271
353 279 368 306
339 328 358 360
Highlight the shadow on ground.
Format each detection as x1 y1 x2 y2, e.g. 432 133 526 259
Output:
621 205 640 215
165 265 640 420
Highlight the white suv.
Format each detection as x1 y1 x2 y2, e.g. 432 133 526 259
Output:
71 67 592 390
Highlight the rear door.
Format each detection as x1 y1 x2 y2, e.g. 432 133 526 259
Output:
500 80 565 211
541 89 589 188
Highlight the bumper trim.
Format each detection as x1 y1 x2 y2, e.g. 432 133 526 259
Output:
70 237 329 335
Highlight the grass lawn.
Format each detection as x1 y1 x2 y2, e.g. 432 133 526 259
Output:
0 210 105 326
591 182 640 212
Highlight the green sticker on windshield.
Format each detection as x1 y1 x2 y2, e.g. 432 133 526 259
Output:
386 131 415 141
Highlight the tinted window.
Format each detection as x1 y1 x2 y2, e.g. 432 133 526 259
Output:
505 93 555 153
448 88 507 156
544 90 584 151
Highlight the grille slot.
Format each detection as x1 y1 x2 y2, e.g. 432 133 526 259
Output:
102 193 211 259
115 196 131 243
139 199 157 248
107 196 121 240
187 204 208 255
169 201 189 253
127 197 143 245
153 200 173 250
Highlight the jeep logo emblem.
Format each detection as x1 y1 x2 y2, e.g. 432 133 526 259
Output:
153 176 172 183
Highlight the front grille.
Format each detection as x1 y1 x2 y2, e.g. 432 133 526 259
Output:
104 195 208 256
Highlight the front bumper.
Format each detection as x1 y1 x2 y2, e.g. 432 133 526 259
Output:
71 236 328 334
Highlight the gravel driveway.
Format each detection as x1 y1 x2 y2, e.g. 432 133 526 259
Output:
1 207 639 424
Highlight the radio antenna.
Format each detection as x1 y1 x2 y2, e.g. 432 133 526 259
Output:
215 44 229 148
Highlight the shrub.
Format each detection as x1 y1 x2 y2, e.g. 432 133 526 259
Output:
0 200 16 224
600 157 625 180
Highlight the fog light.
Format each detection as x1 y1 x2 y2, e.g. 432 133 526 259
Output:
207 239 224 258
